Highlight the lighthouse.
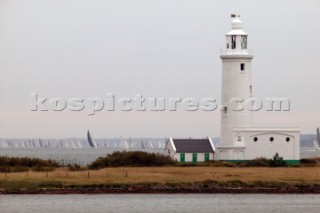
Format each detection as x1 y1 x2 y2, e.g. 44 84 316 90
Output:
217 15 300 163
219 14 253 157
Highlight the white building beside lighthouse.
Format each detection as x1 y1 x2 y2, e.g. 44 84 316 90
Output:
217 15 300 164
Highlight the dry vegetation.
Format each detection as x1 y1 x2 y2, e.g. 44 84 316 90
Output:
1 166 320 189
1 155 320 190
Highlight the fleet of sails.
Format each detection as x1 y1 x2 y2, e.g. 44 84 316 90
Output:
0 135 165 150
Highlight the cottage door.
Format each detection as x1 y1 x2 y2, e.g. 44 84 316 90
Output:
180 153 185 162
192 153 197 163
205 153 210 162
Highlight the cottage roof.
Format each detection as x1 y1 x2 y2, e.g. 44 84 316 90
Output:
171 138 215 153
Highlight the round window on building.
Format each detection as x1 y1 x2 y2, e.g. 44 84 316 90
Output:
270 137 274 142
286 137 290 142
253 137 258 142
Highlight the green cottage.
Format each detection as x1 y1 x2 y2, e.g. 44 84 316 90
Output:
164 138 215 163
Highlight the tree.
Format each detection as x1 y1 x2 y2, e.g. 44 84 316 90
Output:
269 153 287 167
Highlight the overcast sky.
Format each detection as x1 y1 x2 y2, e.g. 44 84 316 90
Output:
0 0 319 138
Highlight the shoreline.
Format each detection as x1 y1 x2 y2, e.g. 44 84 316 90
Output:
2 183 320 194
2 166 320 194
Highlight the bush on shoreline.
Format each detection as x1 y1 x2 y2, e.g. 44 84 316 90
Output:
2 153 320 172
0 156 60 173
269 153 287 167
68 163 86 171
88 151 176 169
237 157 270 167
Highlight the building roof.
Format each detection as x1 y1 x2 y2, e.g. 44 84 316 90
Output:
171 138 215 153
226 16 247 36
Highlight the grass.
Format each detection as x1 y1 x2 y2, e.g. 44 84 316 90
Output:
1 155 320 191
1 167 320 190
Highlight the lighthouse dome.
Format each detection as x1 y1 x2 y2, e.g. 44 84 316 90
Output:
226 15 247 36
231 17 242 29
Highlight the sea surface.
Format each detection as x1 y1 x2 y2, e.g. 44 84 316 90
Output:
0 194 320 213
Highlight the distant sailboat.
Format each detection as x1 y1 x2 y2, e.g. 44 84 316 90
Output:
314 127 320 151
314 139 320 151
76 140 83 149
158 141 164 149
148 140 154 149
120 137 129 149
141 140 146 149
87 130 98 148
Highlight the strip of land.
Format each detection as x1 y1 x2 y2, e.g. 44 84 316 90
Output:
1 167 320 194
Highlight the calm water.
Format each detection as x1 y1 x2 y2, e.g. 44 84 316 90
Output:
0 194 320 213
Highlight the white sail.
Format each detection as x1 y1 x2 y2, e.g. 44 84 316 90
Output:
120 137 129 149
76 140 83 149
314 139 320 151
149 140 154 149
312 127 320 151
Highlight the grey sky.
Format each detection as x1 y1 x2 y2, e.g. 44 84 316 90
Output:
0 0 319 138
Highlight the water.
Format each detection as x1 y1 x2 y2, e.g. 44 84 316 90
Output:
0 194 319 213
300 147 320 158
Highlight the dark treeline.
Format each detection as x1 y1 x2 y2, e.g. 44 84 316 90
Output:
0 156 59 173
88 151 176 169
1 152 318 172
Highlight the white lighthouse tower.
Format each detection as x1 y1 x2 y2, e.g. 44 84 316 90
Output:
217 14 300 163
218 14 253 160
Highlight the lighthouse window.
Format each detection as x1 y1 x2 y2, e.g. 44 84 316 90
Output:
231 35 236 49
286 137 290 142
253 137 258 142
241 35 247 49
270 137 274 142
241 63 245 71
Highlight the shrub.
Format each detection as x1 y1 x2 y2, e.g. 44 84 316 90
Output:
32 166 56 172
88 151 176 169
269 153 287 167
0 165 29 173
300 158 317 164
68 163 85 171
0 156 59 172
178 163 198 167
239 157 270 167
